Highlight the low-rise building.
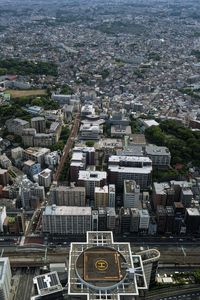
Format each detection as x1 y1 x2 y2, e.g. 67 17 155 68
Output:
111 125 132 138
80 123 101 140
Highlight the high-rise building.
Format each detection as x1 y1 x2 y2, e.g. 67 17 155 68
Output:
78 170 107 201
73 146 95 165
98 207 107 231
106 207 116 231
42 205 92 235
108 156 152 190
0 155 11 169
165 206 174 233
145 145 171 168
38 168 52 188
152 182 170 209
70 152 86 183
120 208 131 234
92 210 98 231
139 209 150 232
123 180 140 208
130 208 140 233
6 118 29 136
45 151 60 169
0 206 6 233
50 184 86 206
0 169 9 187
173 202 185 235
180 187 193 208
23 160 41 179
95 186 109 207
156 205 167 234
11 147 23 161
19 176 45 209
31 117 46 133
185 208 200 233
108 184 116 207
0 257 12 300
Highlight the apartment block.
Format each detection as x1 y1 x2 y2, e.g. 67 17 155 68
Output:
50 184 86 206
42 205 91 235
108 156 152 190
78 170 107 200
145 145 171 168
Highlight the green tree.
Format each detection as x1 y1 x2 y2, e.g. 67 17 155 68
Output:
85 140 95 147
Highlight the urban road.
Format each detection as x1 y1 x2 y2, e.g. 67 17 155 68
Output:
54 112 80 181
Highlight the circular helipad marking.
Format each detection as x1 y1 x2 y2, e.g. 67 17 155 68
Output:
95 259 108 271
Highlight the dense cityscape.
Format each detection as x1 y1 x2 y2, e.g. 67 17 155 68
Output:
0 0 200 299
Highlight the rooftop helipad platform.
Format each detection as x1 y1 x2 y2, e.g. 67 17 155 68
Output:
76 247 126 284
68 231 147 300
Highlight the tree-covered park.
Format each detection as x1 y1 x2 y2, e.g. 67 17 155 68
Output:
0 59 58 76
145 120 200 166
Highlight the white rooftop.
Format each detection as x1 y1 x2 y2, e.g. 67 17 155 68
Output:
186 208 200 216
109 155 152 163
44 205 92 216
95 185 108 194
78 170 107 181
108 165 152 174
142 120 159 127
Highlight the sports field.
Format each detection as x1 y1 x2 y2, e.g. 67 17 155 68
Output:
6 89 47 98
